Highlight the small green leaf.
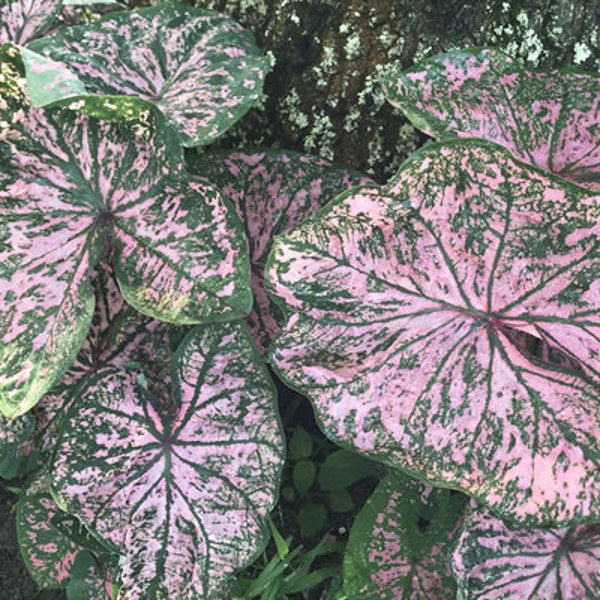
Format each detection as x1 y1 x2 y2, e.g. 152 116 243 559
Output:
328 489 355 513
293 459 317 496
289 426 313 460
298 504 327 538
318 450 376 491
281 486 295 503
66 551 113 600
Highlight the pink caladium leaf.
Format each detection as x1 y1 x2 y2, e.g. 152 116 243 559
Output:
451 501 600 599
381 48 600 190
267 138 600 527
17 489 85 588
344 470 467 599
27 2 271 146
51 322 285 600
0 48 250 418
28 263 177 470
188 149 372 354
0 0 61 45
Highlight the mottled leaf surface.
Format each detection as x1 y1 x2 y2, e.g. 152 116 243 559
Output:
344 470 466 599
382 48 600 190
51 323 285 599
188 149 372 354
28 2 271 146
19 46 87 107
0 49 250 417
267 139 600 527
452 502 600 599
0 0 61 44
29 263 175 470
17 490 82 588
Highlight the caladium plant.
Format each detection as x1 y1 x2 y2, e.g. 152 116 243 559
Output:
381 47 600 190
1 3 599 596
267 138 600 527
343 470 467 599
26 2 272 146
51 321 285 599
0 44 250 417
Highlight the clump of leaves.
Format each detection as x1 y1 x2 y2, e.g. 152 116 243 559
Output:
267 46 600 599
1 9 600 599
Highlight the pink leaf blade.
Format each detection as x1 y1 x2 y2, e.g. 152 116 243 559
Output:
268 139 600 526
51 322 285 599
0 0 61 45
187 148 373 353
382 48 600 189
112 178 251 325
451 502 600 599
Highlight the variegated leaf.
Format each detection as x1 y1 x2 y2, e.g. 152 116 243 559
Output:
0 49 250 417
17 490 84 588
27 2 271 146
28 263 176 470
267 138 600 527
344 471 467 599
381 48 600 190
451 502 600 599
0 0 61 45
51 322 285 599
188 149 372 354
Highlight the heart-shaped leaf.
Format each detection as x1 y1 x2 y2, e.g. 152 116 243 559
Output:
51 322 285 599
267 138 600 527
344 470 467 599
27 2 271 146
0 0 61 44
451 502 600 599
381 48 600 189
0 48 250 417
188 149 372 354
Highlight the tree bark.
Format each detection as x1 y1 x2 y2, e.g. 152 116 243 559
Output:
196 0 600 181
